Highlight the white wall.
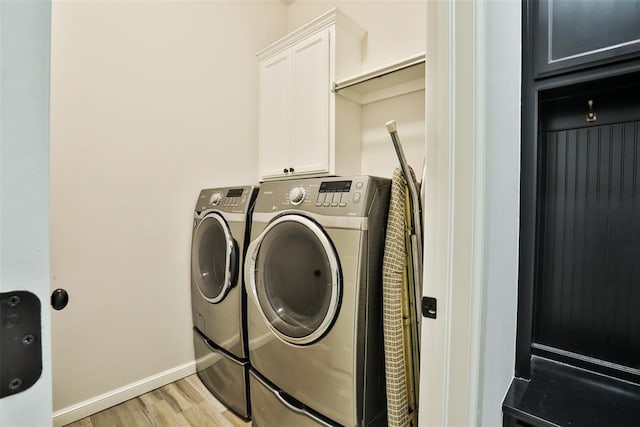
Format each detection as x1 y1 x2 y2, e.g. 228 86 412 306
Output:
287 1 426 73
478 1 521 425
360 90 425 178
286 1 427 179
50 0 286 420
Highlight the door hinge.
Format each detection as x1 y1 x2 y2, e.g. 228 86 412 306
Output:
1 291 42 398
422 296 437 319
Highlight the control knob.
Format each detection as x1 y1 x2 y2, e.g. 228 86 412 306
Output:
210 192 222 206
289 187 306 205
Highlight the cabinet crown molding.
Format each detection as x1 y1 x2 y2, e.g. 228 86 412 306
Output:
257 8 365 61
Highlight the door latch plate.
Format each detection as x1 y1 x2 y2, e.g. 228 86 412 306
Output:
422 296 437 319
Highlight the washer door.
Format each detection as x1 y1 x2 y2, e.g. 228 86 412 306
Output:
192 212 238 303
246 215 341 345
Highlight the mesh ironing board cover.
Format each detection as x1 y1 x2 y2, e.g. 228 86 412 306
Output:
382 167 418 427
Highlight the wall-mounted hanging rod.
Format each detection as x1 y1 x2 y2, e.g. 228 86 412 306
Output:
334 53 425 92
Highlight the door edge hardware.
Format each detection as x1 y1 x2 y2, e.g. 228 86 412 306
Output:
422 296 437 319
586 99 597 123
1 291 43 398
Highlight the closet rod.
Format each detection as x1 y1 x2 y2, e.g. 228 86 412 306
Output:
333 53 425 92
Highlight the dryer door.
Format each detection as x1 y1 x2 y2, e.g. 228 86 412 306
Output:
246 215 341 345
192 212 238 303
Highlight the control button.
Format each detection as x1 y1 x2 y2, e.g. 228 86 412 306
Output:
210 192 222 206
331 193 340 207
289 187 306 205
323 201 330 207
356 181 364 189
353 192 361 203
316 193 325 207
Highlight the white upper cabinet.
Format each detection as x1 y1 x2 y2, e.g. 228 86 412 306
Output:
257 9 364 181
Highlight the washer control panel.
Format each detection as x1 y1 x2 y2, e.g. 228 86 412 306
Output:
196 186 256 214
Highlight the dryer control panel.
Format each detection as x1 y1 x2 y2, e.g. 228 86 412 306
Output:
315 179 360 208
195 186 256 214
253 176 390 218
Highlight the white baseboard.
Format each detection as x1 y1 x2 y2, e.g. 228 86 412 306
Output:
53 361 196 427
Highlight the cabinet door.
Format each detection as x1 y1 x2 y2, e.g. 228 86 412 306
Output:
291 29 330 176
532 0 640 78
259 50 292 179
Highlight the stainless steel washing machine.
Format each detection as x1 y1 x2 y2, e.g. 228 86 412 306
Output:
244 176 390 427
191 185 257 420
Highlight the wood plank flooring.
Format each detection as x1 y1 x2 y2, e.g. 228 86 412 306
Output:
64 374 250 427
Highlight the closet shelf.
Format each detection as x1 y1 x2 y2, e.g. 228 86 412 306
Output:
333 53 425 105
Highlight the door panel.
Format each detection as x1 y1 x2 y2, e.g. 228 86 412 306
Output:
0 1 53 425
291 29 330 175
259 51 292 179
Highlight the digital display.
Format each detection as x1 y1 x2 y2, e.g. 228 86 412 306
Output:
319 181 352 193
226 189 244 197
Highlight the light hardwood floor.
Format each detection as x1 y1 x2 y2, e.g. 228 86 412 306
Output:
64 374 251 427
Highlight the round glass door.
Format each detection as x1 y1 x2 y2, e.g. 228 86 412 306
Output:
191 213 238 303
247 215 341 345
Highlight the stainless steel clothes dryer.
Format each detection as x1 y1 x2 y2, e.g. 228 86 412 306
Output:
244 176 390 427
191 185 257 420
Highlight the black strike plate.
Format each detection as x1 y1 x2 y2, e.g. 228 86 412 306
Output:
0 291 42 398
422 296 437 319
